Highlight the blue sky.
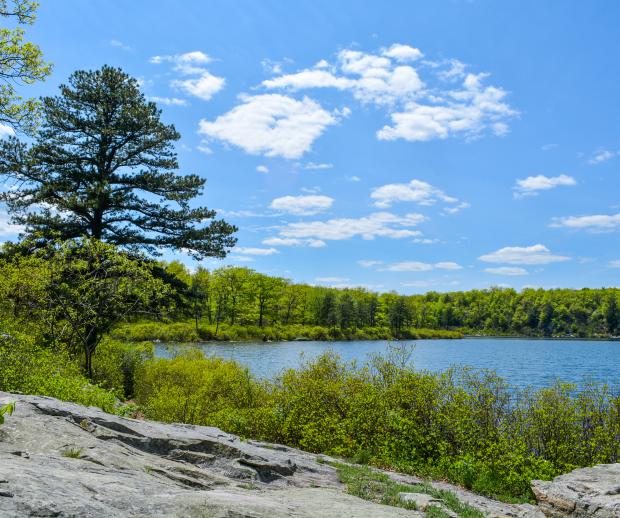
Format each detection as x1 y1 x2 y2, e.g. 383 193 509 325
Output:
4 0 620 293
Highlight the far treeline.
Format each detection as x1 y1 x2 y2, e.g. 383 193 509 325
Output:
120 261 620 341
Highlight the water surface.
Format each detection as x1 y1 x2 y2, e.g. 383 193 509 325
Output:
155 338 620 390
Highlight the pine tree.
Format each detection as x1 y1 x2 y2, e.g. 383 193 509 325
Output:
0 65 236 258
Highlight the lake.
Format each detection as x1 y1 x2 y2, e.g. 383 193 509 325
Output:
154 338 620 391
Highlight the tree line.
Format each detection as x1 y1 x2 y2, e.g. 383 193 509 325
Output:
163 262 620 338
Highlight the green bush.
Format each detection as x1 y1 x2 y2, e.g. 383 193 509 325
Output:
133 347 620 502
0 329 117 412
134 349 264 431
91 339 154 398
112 321 462 343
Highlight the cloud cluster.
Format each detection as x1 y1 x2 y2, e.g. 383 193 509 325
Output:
589 149 616 165
263 45 515 145
370 179 466 212
234 247 279 256
150 50 225 101
513 174 576 198
377 73 516 142
0 211 22 236
263 44 424 105
269 194 334 215
198 94 339 159
550 213 620 231
199 43 516 159
479 244 569 265
276 212 425 242
262 237 327 248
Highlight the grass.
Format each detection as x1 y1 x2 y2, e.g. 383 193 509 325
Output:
333 462 484 518
61 446 83 459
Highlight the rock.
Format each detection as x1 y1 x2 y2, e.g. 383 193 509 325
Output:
532 464 620 517
390 472 544 518
0 392 422 517
399 492 442 510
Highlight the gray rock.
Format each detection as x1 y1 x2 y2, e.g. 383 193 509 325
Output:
0 392 422 517
390 471 545 517
399 492 442 510
532 464 620 517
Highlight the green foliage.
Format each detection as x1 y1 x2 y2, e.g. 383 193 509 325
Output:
333 462 484 517
114 264 620 340
0 238 172 377
112 321 461 343
0 401 15 425
0 0 52 132
134 348 620 502
134 350 263 431
0 65 236 258
0 328 117 412
91 339 154 398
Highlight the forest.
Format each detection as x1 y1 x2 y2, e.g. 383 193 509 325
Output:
119 261 620 341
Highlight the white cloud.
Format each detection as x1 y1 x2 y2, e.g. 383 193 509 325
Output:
262 44 425 105
348 175 361 182
0 124 15 138
198 94 338 159
589 149 616 165
550 213 620 231
513 174 576 198
269 194 334 216
172 72 225 101
260 44 516 143
479 244 570 265
150 50 224 101
148 96 188 106
278 212 425 242
609 260 620 268
484 267 529 276
382 44 423 62
0 211 22 236
358 259 383 268
381 261 462 272
110 39 131 51
217 209 264 218
196 142 213 154
234 247 279 256
413 237 439 244
377 73 517 142
150 50 212 67
371 179 461 209
441 202 470 216
262 237 326 248
256 165 269 173
437 59 467 81
302 162 333 170
435 261 463 270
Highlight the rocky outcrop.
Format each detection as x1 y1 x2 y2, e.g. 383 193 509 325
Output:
0 391 577 517
531 464 620 517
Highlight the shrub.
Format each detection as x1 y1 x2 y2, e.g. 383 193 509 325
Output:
133 347 620 502
0 329 117 412
134 349 264 430
91 339 154 398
